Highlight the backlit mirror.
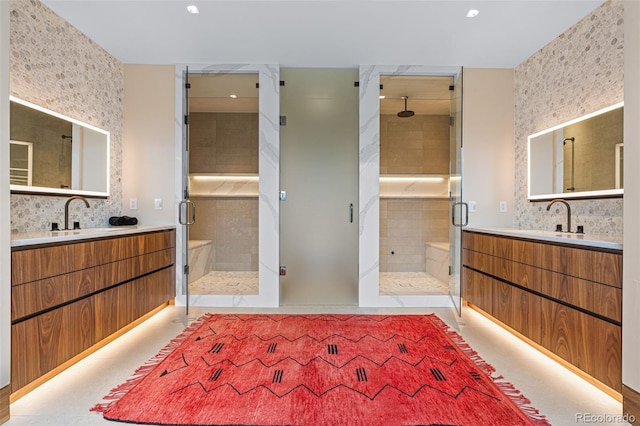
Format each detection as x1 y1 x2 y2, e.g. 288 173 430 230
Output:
528 102 623 201
10 96 110 197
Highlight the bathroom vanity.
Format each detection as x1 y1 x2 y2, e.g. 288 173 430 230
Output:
462 228 622 395
10 226 175 397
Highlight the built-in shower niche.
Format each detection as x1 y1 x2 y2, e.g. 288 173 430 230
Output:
186 73 260 296
379 175 448 198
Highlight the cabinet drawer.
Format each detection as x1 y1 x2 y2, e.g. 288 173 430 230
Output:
93 230 175 264
11 241 95 285
11 269 94 322
94 248 175 291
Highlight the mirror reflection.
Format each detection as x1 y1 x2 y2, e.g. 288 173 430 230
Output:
528 102 623 200
9 97 110 197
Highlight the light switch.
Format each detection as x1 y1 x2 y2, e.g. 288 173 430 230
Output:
129 198 138 210
468 201 477 212
154 198 163 210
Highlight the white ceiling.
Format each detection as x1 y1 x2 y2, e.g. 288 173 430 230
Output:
41 0 604 68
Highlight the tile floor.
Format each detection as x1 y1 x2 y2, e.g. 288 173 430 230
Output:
379 271 449 295
189 271 259 295
189 271 449 297
6 305 625 426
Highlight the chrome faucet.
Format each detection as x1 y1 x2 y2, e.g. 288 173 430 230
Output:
546 198 571 233
64 196 90 230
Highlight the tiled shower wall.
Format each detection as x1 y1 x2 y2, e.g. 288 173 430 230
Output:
189 113 259 174
380 114 450 175
380 199 449 272
379 114 450 272
189 198 259 272
9 0 123 232
514 0 623 236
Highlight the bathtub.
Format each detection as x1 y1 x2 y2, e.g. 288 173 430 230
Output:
425 242 449 284
188 239 213 283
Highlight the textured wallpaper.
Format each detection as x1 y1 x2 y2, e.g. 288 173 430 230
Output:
514 0 624 237
9 0 123 232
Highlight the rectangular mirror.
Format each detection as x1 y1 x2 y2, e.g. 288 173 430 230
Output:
9 96 110 197
528 102 623 201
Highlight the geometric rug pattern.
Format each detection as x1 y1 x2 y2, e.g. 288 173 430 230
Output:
92 314 550 425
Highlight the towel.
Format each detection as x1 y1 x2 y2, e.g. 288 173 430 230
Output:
108 216 138 226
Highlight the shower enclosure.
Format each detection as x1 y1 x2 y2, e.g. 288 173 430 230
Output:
184 72 260 297
378 75 454 297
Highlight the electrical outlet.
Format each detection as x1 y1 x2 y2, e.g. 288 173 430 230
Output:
129 198 138 210
154 198 163 210
499 201 507 213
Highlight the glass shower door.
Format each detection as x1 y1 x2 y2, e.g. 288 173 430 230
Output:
185 72 260 299
449 68 465 316
179 66 195 315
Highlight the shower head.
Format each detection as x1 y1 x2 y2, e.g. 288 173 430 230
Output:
397 96 415 118
563 137 575 145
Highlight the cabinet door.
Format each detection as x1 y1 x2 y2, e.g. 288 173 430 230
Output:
11 297 95 392
462 267 492 314
539 297 621 391
492 280 541 344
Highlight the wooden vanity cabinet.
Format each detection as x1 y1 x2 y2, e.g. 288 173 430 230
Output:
10 229 176 394
462 230 622 393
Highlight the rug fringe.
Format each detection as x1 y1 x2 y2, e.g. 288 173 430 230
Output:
91 312 214 414
427 314 551 426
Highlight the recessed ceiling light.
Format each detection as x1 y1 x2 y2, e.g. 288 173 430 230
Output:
379 95 386 99
229 94 238 99
186 5 199 14
466 9 479 18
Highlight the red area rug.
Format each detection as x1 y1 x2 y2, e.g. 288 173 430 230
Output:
92 314 550 425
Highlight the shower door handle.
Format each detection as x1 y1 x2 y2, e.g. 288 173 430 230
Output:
451 201 469 227
179 200 196 225
350 203 354 223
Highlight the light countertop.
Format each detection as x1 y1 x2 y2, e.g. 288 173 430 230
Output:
11 225 175 248
464 227 622 251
